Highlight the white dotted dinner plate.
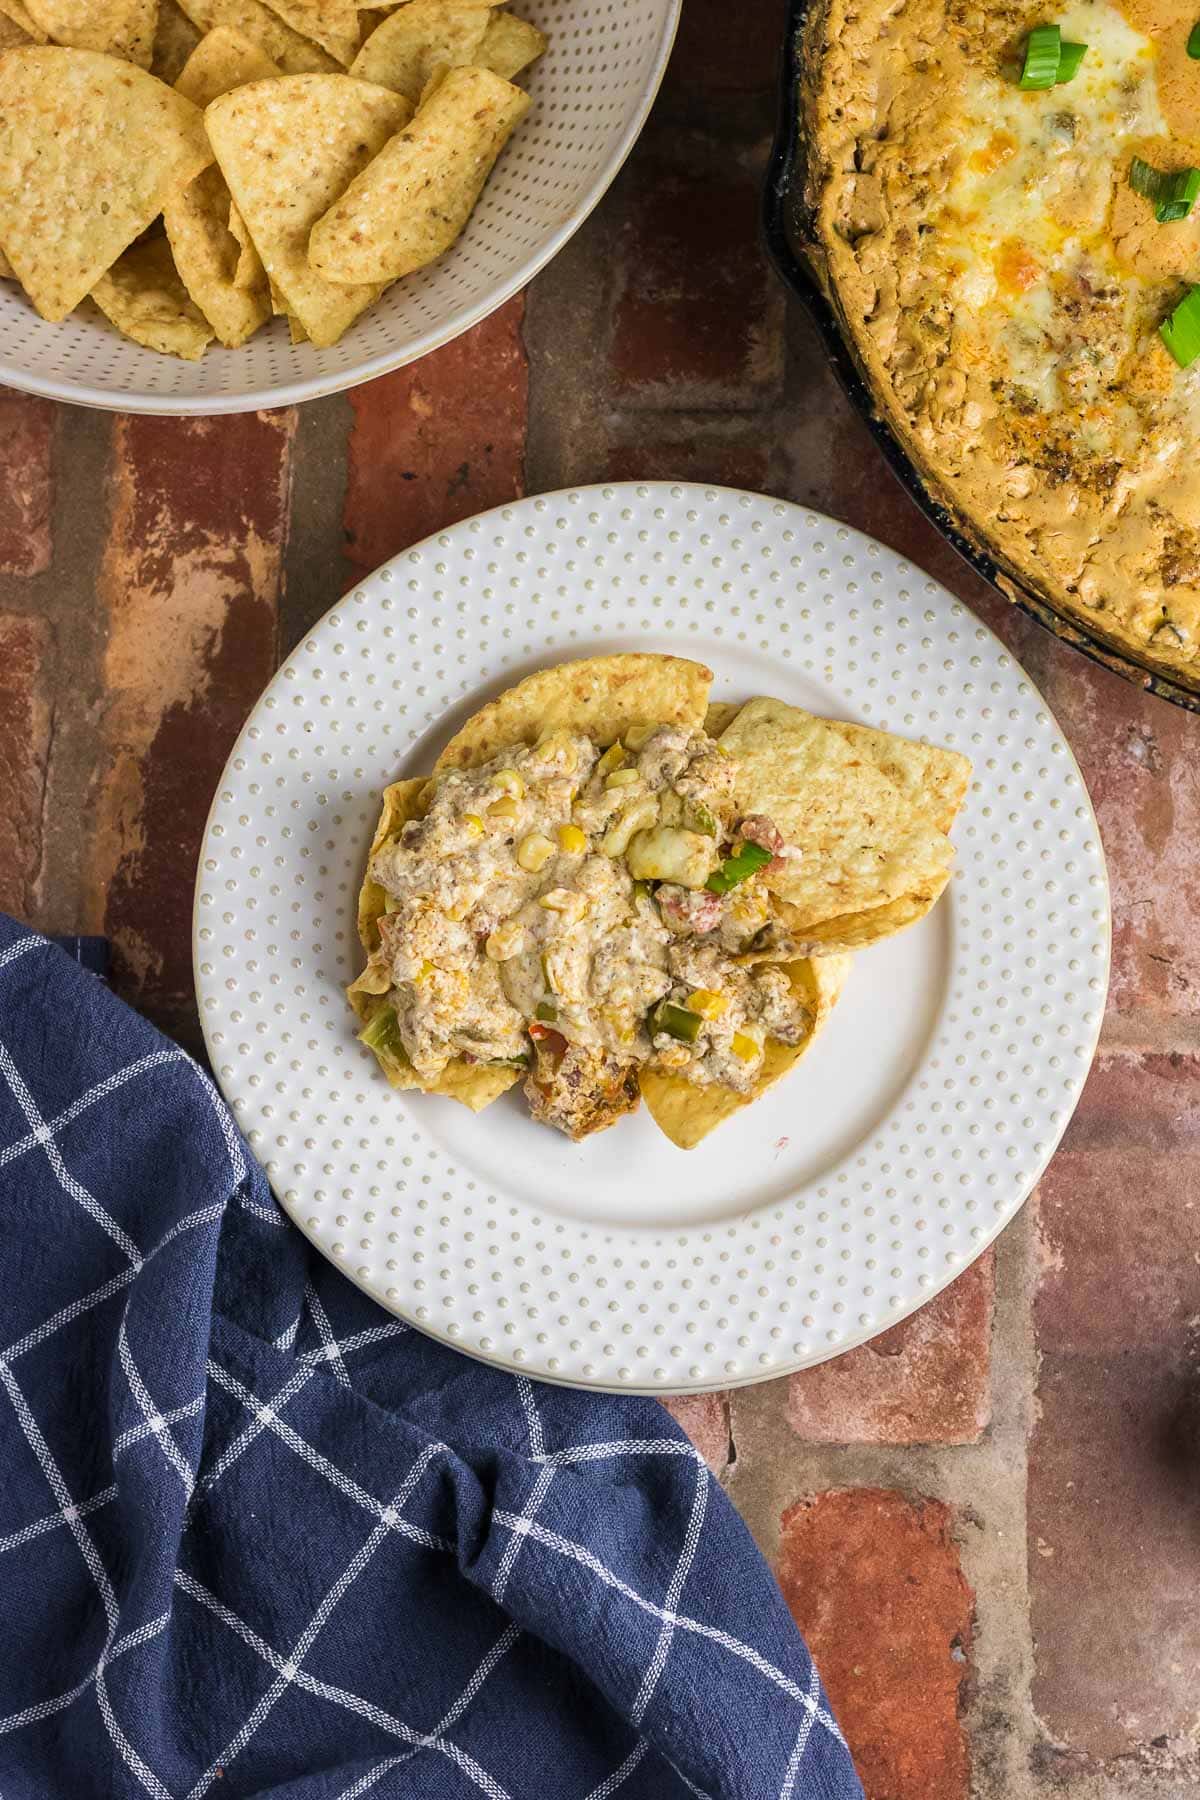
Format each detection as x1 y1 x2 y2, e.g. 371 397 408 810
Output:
194 484 1110 1394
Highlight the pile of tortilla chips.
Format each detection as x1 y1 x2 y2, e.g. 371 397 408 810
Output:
0 0 544 356
349 652 973 1149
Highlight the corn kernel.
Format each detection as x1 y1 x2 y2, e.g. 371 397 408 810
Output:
686 989 727 1020
731 1031 760 1062
557 823 587 854
487 795 519 820
605 767 641 789
462 813 484 838
493 767 526 798
539 888 586 916
415 961 434 982
517 831 555 873
604 1009 637 1045
622 722 657 751
594 743 626 780
533 729 578 771
485 921 523 960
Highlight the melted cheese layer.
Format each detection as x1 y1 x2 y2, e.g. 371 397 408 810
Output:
806 0 1200 675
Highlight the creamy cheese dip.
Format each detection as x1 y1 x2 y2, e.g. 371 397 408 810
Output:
367 724 812 1138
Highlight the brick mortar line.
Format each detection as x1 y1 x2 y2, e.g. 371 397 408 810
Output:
21 406 113 935
1097 1010 1200 1054
278 394 353 656
523 209 618 495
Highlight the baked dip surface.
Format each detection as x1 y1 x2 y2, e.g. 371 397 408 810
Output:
801 0 1200 680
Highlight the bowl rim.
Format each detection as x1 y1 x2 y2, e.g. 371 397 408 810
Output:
762 0 1200 715
0 0 682 418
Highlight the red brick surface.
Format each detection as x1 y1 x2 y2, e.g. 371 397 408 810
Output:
344 298 527 576
785 1255 994 1445
778 1490 973 1800
610 142 784 409
89 413 293 1013
0 613 51 916
1030 1051 1200 1757
0 391 53 577
1 6 1196 1785
1024 649 1200 1015
660 1393 730 1476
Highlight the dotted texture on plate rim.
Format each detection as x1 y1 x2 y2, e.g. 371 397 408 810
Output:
195 484 1111 1393
0 0 677 411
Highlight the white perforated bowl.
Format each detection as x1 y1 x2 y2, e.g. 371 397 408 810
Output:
0 0 679 414
195 484 1110 1393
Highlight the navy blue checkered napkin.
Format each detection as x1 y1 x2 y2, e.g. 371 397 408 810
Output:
0 915 861 1800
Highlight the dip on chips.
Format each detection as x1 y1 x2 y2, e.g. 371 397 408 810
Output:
349 654 971 1147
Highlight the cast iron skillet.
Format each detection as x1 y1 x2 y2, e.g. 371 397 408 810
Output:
763 0 1200 714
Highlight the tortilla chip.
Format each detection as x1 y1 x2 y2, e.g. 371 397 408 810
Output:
350 0 490 101
287 310 307 342
356 775 426 951
430 1060 519 1109
774 871 952 956
226 200 263 286
415 59 447 104
0 48 211 322
23 0 131 49
113 0 157 65
175 0 336 69
823 719 972 837
350 773 519 1111
476 9 545 80
703 699 742 739
90 236 214 359
0 244 14 277
354 3 386 43
640 955 852 1149
163 162 270 345
0 0 44 41
152 0 201 77
205 73 411 346
25 0 156 59
175 20 279 99
166 25 278 336
717 698 969 929
308 63 529 285
167 24 277 340
259 0 357 63
434 653 714 773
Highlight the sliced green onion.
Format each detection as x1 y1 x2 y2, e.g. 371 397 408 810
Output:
1188 18 1200 55
1129 156 1200 222
1055 39 1087 81
706 841 773 895
1129 155 1164 200
1161 286 1200 368
534 999 558 1022
649 1001 702 1044
1157 168 1200 222
1019 23 1061 88
359 1005 406 1062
